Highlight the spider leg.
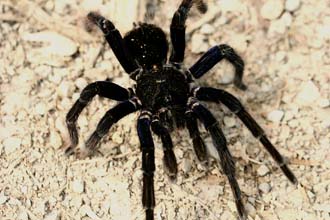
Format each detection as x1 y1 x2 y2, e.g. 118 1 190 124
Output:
188 99 247 220
151 116 178 180
74 98 139 158
87 12 140 75
185 110 208 165
193 87 298 184
137 110 155 220
189 45 247 90
65 81 132 155
169 0 194 64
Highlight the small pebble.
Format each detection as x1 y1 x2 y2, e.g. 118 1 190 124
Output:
257 165 270 176
191 33 208 53
3 136 22 154
0 194 8 205
182 158 192 173
200 24 215 35
295 81 320 106
224 116 236 128
285 0 301 12
35 102 47 115
313 204 330 212
50 131 63 149
75 77 88 91
259 182 271 193
44 211 60 220
57 81 72 98
111 131 123 144
267 110 284 123
18 211 29 220
79 204 101 220
260 0 284 20
318 98 330 108
245 202 256 217
72 179 85 194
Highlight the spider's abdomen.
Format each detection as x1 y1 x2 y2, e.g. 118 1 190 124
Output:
135 66 190 128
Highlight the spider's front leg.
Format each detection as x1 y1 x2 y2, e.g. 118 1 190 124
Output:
193 87 297 184
189 44 247 90
75 98 139 159
188 98 247 220
65 81 132 155
137 110 156 220
87 12 140 76
170 0 194 64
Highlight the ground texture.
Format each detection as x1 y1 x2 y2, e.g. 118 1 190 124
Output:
0 0 329 220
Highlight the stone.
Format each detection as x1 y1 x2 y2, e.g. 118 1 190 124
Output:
22 31 77 56
0 194 8 205
200 24 215 34
295 81 320 106
191 33 208 54
261 0 284 20
75 78 88 91
267 110 284 123
3 136 22 154
50 131 63 149
257 165 270 176
285 0 301 12
72 179 84 193
35 102 47 115
224 116 236 128
259 182 271 193
318 98 330 108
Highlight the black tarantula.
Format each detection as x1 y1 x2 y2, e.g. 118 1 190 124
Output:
65 1 297 219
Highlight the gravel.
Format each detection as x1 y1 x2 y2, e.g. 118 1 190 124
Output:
1 0 329 220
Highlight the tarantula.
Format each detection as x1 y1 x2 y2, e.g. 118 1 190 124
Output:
65 1 297 219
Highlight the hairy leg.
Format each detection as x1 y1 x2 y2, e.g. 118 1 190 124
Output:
169 0 194 63
151 116 177 180
74 98 139 158
137 110 156 220
192 87 297 184
65 81 132 155
87 12 140 75
189 45 247 90
188 99 247 220
185 110 208 165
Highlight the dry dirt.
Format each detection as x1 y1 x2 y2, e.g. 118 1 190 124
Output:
0 0 329 220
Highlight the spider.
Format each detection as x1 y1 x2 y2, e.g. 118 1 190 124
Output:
65 1 297 219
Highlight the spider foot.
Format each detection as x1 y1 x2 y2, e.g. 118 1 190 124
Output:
64 145 76 156
74 147 91 159
233 78 247 91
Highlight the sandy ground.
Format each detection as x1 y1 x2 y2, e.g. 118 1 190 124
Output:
0 0 329 220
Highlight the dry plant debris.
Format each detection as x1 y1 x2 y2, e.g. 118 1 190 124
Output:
0 0 329 220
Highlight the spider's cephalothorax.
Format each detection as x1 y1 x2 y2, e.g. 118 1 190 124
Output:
124 23 168 69
65 1 297 220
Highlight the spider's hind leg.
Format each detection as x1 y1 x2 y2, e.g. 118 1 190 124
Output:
65 81 131 155
193 87 298 184
188 99 247 220
189 44 247 90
